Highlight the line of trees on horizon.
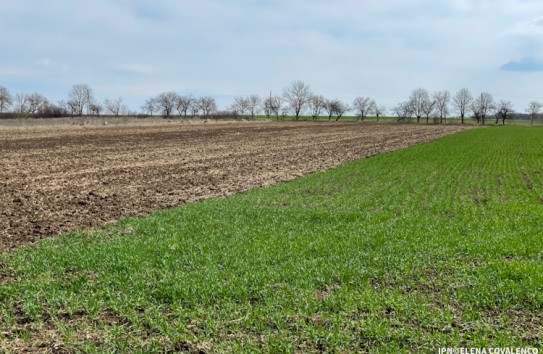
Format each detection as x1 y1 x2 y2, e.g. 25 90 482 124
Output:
1 82 542 125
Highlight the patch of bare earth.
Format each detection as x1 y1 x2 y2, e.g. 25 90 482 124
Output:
0 121 471 251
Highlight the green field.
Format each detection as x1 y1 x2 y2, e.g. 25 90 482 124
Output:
1 127 542 353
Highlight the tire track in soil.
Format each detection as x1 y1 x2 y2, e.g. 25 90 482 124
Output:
0 122 471 251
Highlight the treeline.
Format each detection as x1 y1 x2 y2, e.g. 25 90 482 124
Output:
0 84 134 118
1 81 542 125
392 88 541 125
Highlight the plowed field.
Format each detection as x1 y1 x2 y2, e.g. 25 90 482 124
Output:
0 122 471 250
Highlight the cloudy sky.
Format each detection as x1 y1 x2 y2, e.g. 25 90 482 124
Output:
1 0 542 112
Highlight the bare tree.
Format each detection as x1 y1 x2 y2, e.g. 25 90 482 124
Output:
247 95 261 118
393 101 414 123
409 88 430 123
471 92 495 125
230 96 250 116
433 90 450 123
155 92 178 117
198 97 217 117
495 100 514 125
67 100 80 116
0 86 12 113
104 97 127 117
103 98 116 116
141 97 157 116
393 103 404 122
68 84 94 116
283 80 311 120
175 95 193 118
323 99 335 120
352 96 374 122
479 92 495 124
526 101 542 126
270 96 282 119
262 94 280 119
14 93 29 115
263 94 274 119
308 94 326 120
453 88 473 124
27 93 47 114
421 97 435 123
372 104 386 122
190 100 200 117
331 99 350 121
89 102 103 117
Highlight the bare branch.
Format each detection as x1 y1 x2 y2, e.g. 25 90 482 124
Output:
433 90 450 124
495 100 514 125
471 92 495 125
453 88 473 124
68 84 94 116
198 97 217 117
104 97 126 117
352 97 374 122
155 92 178 117
408 88 430 123
308 94 326 120
283 80 311 120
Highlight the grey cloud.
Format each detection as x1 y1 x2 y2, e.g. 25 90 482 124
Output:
500 57 543 72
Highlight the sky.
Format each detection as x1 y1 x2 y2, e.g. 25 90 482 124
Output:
1 0 543 113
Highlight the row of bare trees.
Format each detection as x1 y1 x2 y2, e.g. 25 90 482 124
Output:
393 87 541 125
228 82 540 125
141 93 218 118
0 84 132 117
278 81 370 121
229 81 384 121
153 81 372 121
1 82 542 124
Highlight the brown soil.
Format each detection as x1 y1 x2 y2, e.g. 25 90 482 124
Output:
0 121 471 251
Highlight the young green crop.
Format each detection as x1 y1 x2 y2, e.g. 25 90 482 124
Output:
1 126 542 352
